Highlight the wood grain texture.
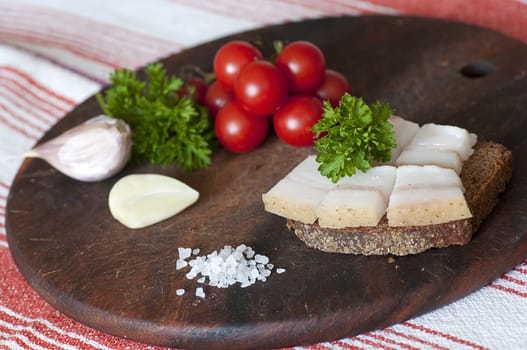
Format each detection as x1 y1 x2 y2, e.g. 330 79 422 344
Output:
5 16 527 349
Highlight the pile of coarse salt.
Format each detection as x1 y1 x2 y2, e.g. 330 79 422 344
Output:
175 244 286 299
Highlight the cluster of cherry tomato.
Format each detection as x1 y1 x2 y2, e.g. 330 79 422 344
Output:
185 40 350 153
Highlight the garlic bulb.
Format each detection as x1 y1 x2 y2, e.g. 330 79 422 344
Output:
25 115 132 182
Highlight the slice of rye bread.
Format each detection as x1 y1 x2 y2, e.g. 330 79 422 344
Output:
286 141 513 256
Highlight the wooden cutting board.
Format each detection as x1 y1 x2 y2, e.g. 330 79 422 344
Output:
6 16 527 349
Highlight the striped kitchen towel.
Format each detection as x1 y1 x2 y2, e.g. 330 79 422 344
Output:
1 1 526 349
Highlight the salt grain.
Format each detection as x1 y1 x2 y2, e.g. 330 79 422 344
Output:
178 247 192 260
276 268 286 274
176 259 188 270
176 289 185 296
196 287 205 298
244 247 255 259
254 254 269 264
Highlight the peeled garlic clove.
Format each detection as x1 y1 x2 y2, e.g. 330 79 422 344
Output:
25 115 132 182
108 174 199 229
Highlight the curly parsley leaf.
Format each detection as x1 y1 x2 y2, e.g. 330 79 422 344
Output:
312 94 396 183
96 63 216 171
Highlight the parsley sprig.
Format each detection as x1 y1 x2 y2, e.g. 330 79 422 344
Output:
313 94 396 183
96 63 216 171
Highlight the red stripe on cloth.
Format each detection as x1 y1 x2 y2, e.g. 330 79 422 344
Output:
0 182 9 190
279 0 396 16
489 283 527 298
0 28 121 69
0 4 180 55
500 274 527 286
0 85 57 129
366 0 527 43
0 314 76 350
326 0 399 14
0 335 29 350
302 343 337 350
0 307 114 350
0 86 57 125
171 0 273 24
0 102 48 134
173 0 328 24
0 74 70 116
402 322 487 350
354 336 398 350
0 24 155 70
0 5 181 69
0 249 165 349
277 0 358 16
383 328 450 350
174 0 397 26
0 66 75 107
0 311 98 350
331 339 365 349
364 332 421 350
0 113 39 140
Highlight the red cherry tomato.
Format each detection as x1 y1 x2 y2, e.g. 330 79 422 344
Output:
273 95 323 147
215 101 269 153
234 60 288 117
204 80 233 119
316 69 351 107
213 40 263 91
275 41 326 93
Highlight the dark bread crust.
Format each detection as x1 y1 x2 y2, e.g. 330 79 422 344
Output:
286 142 513 256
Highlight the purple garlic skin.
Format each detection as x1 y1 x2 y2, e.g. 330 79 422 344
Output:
25 115 132 182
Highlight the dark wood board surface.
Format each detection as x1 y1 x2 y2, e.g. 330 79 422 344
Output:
5 16 527 349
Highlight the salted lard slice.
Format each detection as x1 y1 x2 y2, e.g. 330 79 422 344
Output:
408 123 477 160
336 165 397 198
396 148 463 174
388 116 420 163
288 155 336 189
262 156 335 224
317 166 397 228
395 123 477 173
387 165 472 227
262 177 329 224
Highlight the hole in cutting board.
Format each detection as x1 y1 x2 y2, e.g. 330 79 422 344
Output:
460 60 494 78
